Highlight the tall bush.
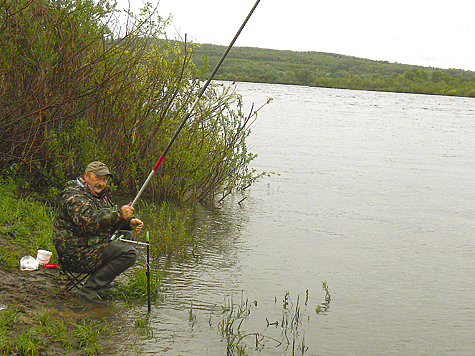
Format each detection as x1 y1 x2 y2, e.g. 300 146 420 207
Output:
0 0 264 203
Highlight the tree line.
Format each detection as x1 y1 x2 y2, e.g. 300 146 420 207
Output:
190 43 475 97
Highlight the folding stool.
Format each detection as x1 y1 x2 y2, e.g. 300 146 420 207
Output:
57 256 91 292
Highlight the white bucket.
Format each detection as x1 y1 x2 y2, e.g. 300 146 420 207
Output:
36 249 52 265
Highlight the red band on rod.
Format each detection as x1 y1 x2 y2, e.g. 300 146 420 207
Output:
153 156 164 171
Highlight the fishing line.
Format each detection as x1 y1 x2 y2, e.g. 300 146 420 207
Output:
111 0 261 241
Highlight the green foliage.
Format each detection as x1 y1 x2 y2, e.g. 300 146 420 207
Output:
0 307 107 355
149 83 266 202
45 119 103 192
192 43 475 97
140 201 201 257
1 0 117 181
0 179 55 270
1 1 264 204
315 281 331 314
108 264 162 303
314 70 475 96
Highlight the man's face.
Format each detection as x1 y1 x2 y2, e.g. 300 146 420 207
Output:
84 172 109 194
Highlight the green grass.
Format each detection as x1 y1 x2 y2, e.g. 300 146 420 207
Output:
0 307 109 355
104 263 163 303
0 179 55 270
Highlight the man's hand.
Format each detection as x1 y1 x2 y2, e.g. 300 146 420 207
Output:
130 218 144 233
121 204 134 219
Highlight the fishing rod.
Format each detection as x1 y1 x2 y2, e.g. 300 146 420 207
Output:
111 0 261 241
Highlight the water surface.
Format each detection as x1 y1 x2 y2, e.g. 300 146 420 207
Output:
122 83 475 355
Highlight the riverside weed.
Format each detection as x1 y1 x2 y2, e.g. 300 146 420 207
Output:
315 281 331 314
189 301 196 322
263 283 332 355
0 180 55 270
51 319 72 348
106 263 162 303
217 294 256 355
0 307 18 353
16 328 43 356
0 306 18 330
132 311 153 338
139 201 201 258
0 308 111 355
71 319 108 350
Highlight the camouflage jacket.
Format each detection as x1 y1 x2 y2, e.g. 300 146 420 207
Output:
53 178 132 273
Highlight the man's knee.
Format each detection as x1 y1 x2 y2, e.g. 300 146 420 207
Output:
103 242 137 268
123 246 137 268
115 243 137 269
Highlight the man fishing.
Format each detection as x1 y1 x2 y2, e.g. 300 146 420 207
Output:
53 161 144 305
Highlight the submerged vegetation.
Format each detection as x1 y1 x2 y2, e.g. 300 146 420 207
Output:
211 283 332 355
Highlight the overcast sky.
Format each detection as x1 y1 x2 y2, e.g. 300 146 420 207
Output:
117 0 475 71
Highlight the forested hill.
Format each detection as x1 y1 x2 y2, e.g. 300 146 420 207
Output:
189 43 475 97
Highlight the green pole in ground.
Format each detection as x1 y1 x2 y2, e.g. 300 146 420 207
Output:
146 231 151 313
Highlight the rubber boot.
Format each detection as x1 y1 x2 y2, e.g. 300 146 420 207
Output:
78 286 108 305
78 264 117 305
103 281 118 290
78 242 137 305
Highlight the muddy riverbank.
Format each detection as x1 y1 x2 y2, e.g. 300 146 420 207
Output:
0 235 125 355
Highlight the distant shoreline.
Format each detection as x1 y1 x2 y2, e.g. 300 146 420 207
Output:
184 42 475 98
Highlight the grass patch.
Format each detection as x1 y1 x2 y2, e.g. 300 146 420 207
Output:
104 264 163 303
0 307 109 355
0 179 55 270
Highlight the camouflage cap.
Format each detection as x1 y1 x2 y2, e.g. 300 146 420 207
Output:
85 161 112 177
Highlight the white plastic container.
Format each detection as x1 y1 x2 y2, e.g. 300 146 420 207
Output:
36 249 52 265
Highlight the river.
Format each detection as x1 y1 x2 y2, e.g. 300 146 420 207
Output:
117 82 475 355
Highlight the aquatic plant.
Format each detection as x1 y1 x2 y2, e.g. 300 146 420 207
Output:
208 284 332 355
128 310 154 354
315 281 331 315
263 283 332 355
137 201 202 258
274 291 308 354
189 301 196 322
107 263 163 304
218 294 255 355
